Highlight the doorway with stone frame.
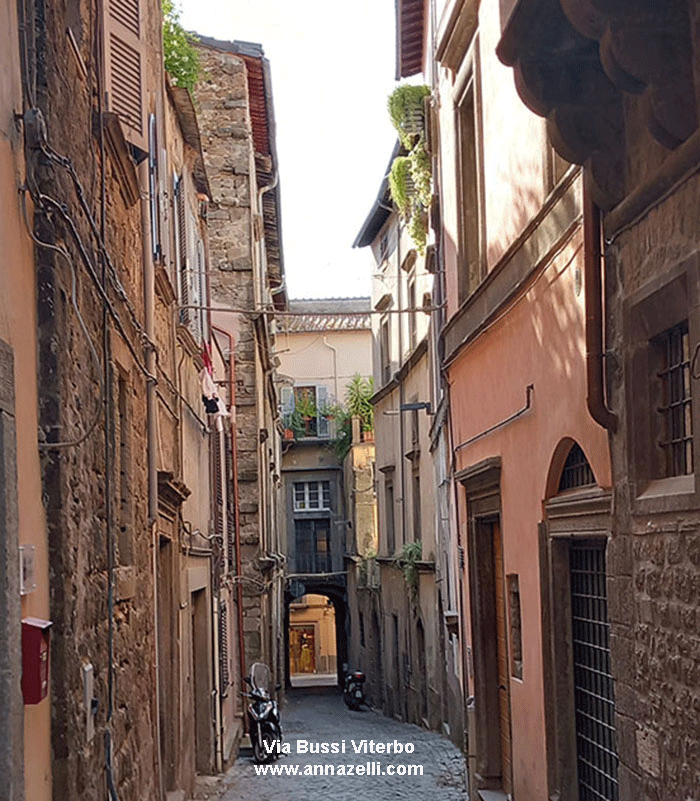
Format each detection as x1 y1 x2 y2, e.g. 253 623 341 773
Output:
543 440 619 801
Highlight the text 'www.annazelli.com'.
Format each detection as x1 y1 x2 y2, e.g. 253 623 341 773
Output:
254 762 424 777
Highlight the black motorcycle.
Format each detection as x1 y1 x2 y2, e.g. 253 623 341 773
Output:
343 669 367 710
244 663 282 764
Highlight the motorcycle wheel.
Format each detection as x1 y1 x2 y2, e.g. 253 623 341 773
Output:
253 732 276 764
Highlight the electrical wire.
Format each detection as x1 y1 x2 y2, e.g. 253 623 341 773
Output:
34 191 155 382
40 142 157 353
20 188 105 449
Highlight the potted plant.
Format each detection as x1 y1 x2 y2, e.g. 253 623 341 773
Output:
388 84 430 149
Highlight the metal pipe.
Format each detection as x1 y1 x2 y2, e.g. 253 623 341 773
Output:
139 159 164 800
583 172 617 432
212 324 247 732
322 335 339 401
454 384 534 452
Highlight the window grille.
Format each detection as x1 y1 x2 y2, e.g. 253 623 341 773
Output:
559 442 595 491
570 540 619 801
219 603 230 696
656 321 693 477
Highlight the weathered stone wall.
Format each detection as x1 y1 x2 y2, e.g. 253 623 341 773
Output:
32 1 159 798
605 102 700 799
194 42 265 671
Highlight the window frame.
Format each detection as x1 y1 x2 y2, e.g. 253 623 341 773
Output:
293 480 332 512
625 257 700 510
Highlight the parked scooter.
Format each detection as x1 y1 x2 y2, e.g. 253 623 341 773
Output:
243 663 282 764
343 669 367 710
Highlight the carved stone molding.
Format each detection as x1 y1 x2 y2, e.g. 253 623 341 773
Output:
498 0 697 207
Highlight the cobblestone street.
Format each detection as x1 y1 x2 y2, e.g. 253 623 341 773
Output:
200 687 467 801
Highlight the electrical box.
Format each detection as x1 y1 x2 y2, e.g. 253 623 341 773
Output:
21 618 52 704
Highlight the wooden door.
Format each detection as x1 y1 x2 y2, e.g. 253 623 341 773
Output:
492 521 513 795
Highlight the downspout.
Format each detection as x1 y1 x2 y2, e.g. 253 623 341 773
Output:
212 324 247 732
255 173 277 669
583 171 617 432
323 335 339 402
139 160 164 800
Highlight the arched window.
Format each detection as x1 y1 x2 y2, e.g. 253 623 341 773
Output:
558 442 595 492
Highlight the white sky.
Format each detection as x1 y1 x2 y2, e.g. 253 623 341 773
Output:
179 0 398 299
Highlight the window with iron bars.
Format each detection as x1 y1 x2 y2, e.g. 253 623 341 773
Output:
558 442 595 492
654 320 693 478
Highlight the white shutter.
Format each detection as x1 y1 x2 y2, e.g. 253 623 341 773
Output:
198 239 209 343
280 386 294 426
188 212 201 342
104 0 146 151
316 385 329 438
147 114 161 261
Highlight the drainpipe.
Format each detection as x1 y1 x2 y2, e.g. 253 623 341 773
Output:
323 336 339 402
212 324 247 732
583 171 617 432
139 160 164 800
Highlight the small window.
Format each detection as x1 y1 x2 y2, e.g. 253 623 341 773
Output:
558 442 595 492
293 481 331 512
384 473 395 555
380 318 391 385
408 276 417 351
655 321 693 477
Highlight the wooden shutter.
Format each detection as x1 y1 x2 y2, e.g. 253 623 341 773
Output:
174 176 189 325
212 430 224 538
219 602 230 695
104 0 146 151
224 431 235 571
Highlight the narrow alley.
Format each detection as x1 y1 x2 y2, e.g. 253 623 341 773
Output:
198 687 467 801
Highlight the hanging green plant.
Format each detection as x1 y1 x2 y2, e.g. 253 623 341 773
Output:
388 85 430 149
388 156 413 218
408 210 427 256
409 142 432 208
387 83 432 255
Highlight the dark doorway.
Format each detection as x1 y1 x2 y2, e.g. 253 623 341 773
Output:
191 588 211 773
470 516 513 795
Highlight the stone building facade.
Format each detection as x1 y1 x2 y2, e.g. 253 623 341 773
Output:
193 37 287 692
497 2 700 798
275 298 372 686
354 156 464 745
0 2 285 799
1 0 51 797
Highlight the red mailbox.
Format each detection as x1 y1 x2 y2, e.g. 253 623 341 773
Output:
21 617 52 705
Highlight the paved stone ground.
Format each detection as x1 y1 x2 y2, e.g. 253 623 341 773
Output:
199 686 467 801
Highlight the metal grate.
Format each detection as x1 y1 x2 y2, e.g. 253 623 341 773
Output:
219 603 229 696
656 321 693 477
559 442 595 491
570 541 619 801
